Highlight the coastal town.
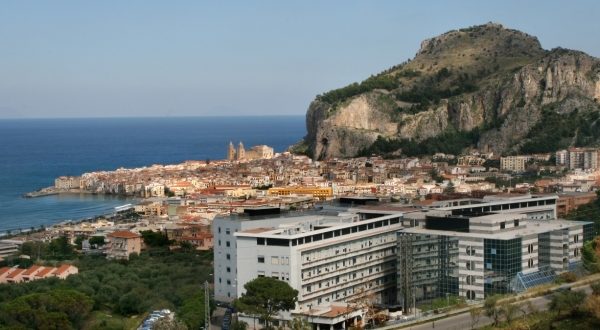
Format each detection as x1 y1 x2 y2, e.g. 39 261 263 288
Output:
4 144 598 255
3 142 600 329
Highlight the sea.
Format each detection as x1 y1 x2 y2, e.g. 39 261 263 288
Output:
0 116 306 232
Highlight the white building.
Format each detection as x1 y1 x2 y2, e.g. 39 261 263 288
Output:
235 212 405 313
500 156 529 172
397 211 593 309
429 194 559 220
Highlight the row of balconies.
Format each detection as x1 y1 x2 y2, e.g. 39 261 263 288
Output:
301 240 397 267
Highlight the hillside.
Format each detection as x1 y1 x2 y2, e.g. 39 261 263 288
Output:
295 23 600 159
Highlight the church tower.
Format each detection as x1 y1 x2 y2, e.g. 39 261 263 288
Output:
227 141 236 161
237 142 245 160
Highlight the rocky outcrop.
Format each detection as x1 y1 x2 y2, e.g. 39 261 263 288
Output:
301 23 600 159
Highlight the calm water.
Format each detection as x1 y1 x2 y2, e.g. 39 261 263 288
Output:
0 116 305 232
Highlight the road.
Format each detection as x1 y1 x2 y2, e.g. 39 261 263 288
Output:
398 285 592 330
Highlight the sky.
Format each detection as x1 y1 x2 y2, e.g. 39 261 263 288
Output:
0 0 599 119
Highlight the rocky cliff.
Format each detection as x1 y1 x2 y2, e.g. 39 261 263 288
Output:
298 23 600 159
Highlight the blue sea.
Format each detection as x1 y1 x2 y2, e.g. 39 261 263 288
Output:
0 116 306 232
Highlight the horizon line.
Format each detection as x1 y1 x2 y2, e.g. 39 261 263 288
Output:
0 114 306 120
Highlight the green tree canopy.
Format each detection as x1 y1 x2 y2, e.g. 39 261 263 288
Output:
549 290 586 316
234 277 298 328
141 230 171 247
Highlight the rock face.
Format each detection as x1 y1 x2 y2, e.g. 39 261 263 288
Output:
301 23 600 159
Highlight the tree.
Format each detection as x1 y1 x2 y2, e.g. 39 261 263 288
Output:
582 239 600 273
0 289 93 329
289 317 310 330
141 230 171 247
483 295 502 326
47 236 75 259
234 277 298 329
591 282 600 296
231 320 249 330
74 236 85 250
469 307 482 329
500 301 521 325
584 294 600 321
548 290 586 316
89 236 106 248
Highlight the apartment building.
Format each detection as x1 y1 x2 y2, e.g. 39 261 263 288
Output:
397 211 593 310
0 239 21 260
567 147 600 170
106 230 141 260
500 156 529 172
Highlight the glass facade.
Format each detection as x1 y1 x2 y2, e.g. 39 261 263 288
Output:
397 233 458 310
483 238 522 296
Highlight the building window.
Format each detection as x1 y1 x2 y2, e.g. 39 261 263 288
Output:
574 235 579 243
227 267 231 273
491 248 497 255
218 240 221 246
271 256 280 265
486 263 492 270
258 256 265 263
466 275 474 285
466 261 475 270
258 271 265 277
500 222 506 229
226 241 230 247
466 246 475 256
226 254 230 260
528 259 534 268
466 290 476 300
226 228 231 235
575 248 579 257
227 280 231 285
528 244 534 253
514 220 519 227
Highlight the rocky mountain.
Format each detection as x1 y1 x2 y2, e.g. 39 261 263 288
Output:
295 23 600 160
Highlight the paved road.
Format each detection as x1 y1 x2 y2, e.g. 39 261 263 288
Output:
399 285 592 330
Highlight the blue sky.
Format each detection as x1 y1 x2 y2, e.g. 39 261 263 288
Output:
0 0 599 118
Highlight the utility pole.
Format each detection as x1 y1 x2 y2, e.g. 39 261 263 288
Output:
205 281 210 330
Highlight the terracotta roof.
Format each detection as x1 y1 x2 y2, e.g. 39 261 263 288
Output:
108 230 140 239
36 267 56 277
6 268 25 278
22 265 41 276
0 267 11 276
320 306 355 318
53 264 74 275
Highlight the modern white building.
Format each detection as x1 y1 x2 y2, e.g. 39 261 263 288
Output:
397 211 594 309
429 194 559 220
213 212 327 302
234 212 406 312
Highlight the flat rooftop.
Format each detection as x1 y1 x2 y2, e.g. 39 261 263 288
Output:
402 219 591 240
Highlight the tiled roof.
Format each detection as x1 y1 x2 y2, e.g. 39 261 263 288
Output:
36 267 56 277
53 264 74 275
108 230 140 239
22 265 41 276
